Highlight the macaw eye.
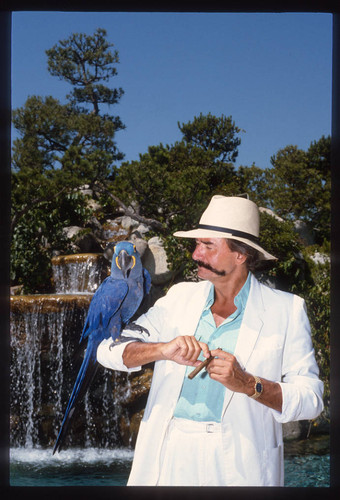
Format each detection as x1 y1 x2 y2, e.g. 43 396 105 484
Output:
133 245 136 252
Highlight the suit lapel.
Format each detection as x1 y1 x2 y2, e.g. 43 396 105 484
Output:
181 281 212 336
222 274 265 413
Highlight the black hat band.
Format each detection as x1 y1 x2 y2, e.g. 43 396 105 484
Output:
197 224 260 244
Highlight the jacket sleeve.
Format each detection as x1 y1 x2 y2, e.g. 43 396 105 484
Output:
96 288 171 372
270 294 324 423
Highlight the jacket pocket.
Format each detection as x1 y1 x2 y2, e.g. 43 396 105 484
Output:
248 344 283 380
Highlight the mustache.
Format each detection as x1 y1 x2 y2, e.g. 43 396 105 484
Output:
193 260 226 276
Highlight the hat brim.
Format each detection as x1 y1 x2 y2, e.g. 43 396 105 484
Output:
173 228 277 261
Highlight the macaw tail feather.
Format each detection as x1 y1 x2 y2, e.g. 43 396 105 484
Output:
71 337 88 368
53 349 99 454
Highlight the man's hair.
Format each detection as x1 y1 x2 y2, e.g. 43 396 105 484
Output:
226 239 261 272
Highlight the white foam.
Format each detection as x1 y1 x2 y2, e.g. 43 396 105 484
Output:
10 447 134 466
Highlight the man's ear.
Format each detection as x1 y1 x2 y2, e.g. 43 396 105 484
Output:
235 252 247 266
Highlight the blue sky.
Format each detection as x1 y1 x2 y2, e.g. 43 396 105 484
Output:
11 11 333 169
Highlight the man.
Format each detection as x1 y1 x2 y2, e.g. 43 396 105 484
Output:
97 195 324 487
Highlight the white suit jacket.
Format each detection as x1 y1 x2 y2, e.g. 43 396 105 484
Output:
97 274 324 486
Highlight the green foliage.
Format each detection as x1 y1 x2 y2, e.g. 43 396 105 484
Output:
11 192 91 293
178 112 243 163
163 235 198 284
12 28 124 200
266 137 331 245
114 113 242 232
257 212 312 294
46 28 123 113
303 257 330 406
115 142 217 229
11 28 124 291
236 165 272 207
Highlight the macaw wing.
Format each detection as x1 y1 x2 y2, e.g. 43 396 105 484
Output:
143 268 152 295
80 279 129 342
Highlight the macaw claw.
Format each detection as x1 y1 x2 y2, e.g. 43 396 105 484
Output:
125 321 150 336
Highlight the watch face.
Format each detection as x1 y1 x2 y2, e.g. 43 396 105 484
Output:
256 382 262 393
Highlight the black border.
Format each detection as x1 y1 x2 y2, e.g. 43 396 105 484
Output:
1 3 339 499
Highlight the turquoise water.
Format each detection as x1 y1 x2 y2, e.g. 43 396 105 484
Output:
10 448 133 486
284 453 329 487
284 434 330 487
10 435 330 487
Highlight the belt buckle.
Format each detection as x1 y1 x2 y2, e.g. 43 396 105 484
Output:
206 423 214 433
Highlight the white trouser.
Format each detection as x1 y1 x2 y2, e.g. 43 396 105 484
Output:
156 417 227 486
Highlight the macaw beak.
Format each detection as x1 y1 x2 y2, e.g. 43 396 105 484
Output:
116 249 136 278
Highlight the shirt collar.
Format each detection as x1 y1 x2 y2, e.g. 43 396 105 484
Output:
204 272 251 312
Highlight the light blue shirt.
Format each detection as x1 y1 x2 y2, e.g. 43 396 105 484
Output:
173 272 251 422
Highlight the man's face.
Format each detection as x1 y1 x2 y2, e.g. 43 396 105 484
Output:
192 238 242 282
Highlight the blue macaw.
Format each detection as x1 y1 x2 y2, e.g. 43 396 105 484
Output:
53 241 151 454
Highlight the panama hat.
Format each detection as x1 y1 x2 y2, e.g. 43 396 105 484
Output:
173 195 277 261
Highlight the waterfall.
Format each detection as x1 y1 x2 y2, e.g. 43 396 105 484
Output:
51 253 107 294
10 253 135 450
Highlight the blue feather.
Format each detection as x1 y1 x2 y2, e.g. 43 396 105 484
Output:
53 241 151 454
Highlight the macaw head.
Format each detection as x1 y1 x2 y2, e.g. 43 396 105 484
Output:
110 241 142 279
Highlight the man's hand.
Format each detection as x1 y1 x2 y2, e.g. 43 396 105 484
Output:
207 349 253 393
160 336 210 367
207 348 283 412
122 336 210 370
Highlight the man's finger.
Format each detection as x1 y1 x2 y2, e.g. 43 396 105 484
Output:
210 348 232 359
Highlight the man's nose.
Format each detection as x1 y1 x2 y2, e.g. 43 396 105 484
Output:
192 245 201 260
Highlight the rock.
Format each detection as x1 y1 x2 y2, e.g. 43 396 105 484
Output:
86 198 102 212
62 226 83 252
259 207 284 222
62 226 103 253
117 368 153 447
75 232 103 253
120 216 139 231
63 225 83 240
283 413 330 441
77 184 92 196
259 207 316 246
283 421 303 440
101 220 129 242
120 410 144 447
310 252 330 265
143 237 173 285
294 220 315 246
103 242 116 262
123 368 153 406
134 224 150 236
10 294 92 314
129 234 148 258
77 185 102 212
10 285 24 296
87 216 103 237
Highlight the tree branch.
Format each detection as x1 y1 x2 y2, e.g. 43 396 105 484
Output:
92 182 165 232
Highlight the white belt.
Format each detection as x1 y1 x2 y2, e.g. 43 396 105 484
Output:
171 417 222 433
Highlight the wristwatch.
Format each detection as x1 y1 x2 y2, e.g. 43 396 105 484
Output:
250 375 263 399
